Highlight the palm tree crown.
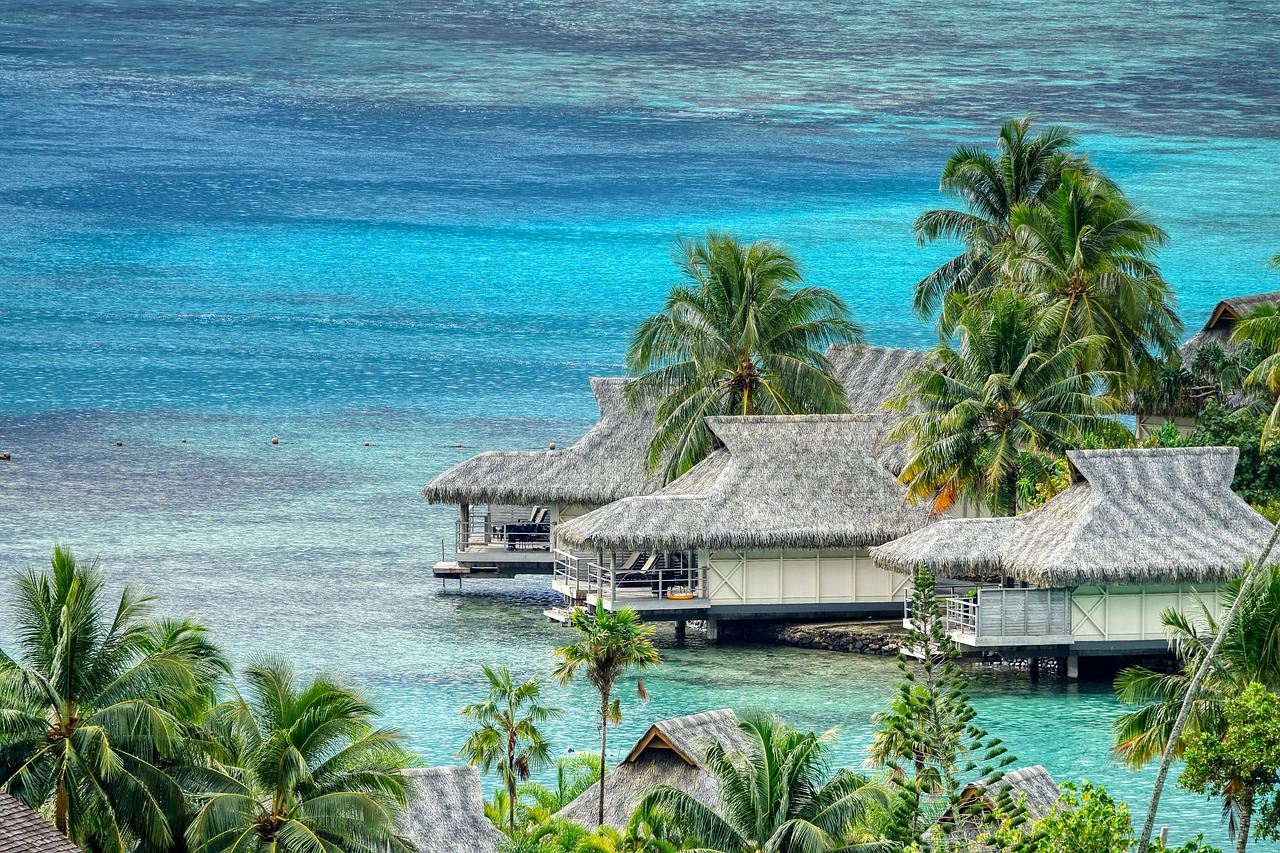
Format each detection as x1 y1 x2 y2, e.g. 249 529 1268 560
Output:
639 711 887 853
1000 168 1179 393
911 115 1089 320
185 656 417 853
0 545 228 853
624 230 864 483
888 291 1113 516
459 665 562 835
553 609 660 829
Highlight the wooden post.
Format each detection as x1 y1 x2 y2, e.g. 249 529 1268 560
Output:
1029 657 1040 681
706 617 719 642
1066 653 1079 681
675 620 686 642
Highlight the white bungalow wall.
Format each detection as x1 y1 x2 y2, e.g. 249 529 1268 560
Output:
1070 584 1224 642
1135 413 1198 440
702 547 910 606
550 504 595 551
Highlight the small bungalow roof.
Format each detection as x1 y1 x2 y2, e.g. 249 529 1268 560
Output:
0 792 82 853
871 447 1274 587
556 414 931 553
402 766 504 853
935 766 1060 850
423 377 659 508
1180 290 1280 360
558 709 747 830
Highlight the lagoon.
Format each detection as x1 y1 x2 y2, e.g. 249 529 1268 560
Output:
4 0 1280 846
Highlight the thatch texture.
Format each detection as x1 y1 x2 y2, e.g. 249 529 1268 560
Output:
1180 290 1280 360
871 447 1274 587
558 709 747 830
555 415 932 553
423 377 658 507
0 792 81 853
935 766 1060 850
402 766 504 853
826 343 930 414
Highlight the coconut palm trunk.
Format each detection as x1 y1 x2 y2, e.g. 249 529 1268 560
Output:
1137 520 1280 853
598 689 611 828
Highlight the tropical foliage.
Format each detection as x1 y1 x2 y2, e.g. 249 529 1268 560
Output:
624 230 864 482
870 569 1013 847
1113 565 1280 770
911 115 1090 320
999 168 1179 394
460 666 563 834
888 290 1113 516
184 657 417 853
553 609 660 829
1179 683 1280 853
0 546 229 853
640 711 887 853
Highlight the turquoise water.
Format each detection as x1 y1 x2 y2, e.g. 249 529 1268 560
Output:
4 0 1280 845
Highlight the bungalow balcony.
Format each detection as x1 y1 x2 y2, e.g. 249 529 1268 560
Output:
553 549 708 616
433 504 554 579
906 585 1074 649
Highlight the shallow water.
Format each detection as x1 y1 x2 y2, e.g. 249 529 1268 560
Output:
4 0 1280 846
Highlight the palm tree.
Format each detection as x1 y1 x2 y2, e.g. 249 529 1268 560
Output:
624 230 864 483
184 656 417 853
518 753 602 827
887 290 1114 516
577 804 686 852
639 711 887 853
911 116 1092 320
552 609 660 829
1000 169 1179 394
1114 566 1280 852
0 545 228 853
1231 270 1280 447
459 665 563 835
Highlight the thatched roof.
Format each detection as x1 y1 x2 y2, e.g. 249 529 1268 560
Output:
1180 290 1280 360
402 766 504 853
826 343 930 414
871 447 1274 587
558 709 748 830
935 766 1060 850
0 792 81 853
423 377 658 507
555 415 932 553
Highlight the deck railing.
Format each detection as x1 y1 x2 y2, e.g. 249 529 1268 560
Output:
455 506 550 553
554 550 704 605
905 585 1072 646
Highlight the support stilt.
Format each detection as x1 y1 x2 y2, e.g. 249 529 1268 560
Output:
706 617 719 642
675 620 686 642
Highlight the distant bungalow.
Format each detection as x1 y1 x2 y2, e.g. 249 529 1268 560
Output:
557 708 747 830
1137 289 1280 437
553 413 933 633
423 376 660 579
871 447 1273 676
422 345 930 582
543 346 1003 631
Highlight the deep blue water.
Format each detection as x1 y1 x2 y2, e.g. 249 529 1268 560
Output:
3 1 1280 845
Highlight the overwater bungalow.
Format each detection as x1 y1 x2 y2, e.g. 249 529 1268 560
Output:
402 766 505 853
870 447 1274 674
552 413 933 632
934 766 1059 849
1136 289 1280 438
558 709 746 830
422 344 928 582
423 377 659 579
